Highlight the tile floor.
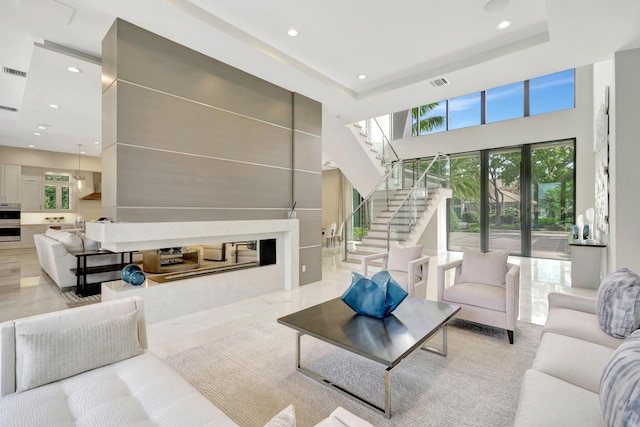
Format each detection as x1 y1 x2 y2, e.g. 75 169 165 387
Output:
0 247 572 358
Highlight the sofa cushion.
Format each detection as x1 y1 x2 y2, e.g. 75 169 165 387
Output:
596 268 640 338
0 352 238 426
55 231 84 252
16 310 143 392
458 249 509 287
532 332 614 393
387 244 423 276
600 329 640 427
79 232 100 251
443 282 505 312
264 404 296 427
514 369 604 427
44 228 63 240
543 307 623 349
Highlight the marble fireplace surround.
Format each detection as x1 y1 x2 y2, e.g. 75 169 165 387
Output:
86 220 299 323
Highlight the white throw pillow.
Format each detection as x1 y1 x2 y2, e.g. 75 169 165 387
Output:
458 249 509 287
56 231 84 252
387 244 424 275
16 310 143 392
45 228 62 240
79 232 100 251
263 404 296 427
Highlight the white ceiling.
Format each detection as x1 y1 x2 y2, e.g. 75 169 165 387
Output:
0 0 639 158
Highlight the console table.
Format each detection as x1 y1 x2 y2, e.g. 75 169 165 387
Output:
568 243 607 289
70 250 134 297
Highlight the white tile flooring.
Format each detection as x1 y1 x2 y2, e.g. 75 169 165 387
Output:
0 247 572 358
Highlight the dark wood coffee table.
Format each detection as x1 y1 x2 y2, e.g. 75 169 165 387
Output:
277 297 460 418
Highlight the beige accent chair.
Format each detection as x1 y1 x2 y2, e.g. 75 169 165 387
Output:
437 249 520 344
361 244 430 299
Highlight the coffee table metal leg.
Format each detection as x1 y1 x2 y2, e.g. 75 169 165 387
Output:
295 331 393 419
421 324 448 357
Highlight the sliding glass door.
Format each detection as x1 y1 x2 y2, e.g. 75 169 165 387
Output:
488 148 522 254
448 139 575 259
530 142 575 258
448 154 481 251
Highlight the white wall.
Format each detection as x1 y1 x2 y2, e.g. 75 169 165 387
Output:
322 113 384 196
321 169 341 227
612 48 640 273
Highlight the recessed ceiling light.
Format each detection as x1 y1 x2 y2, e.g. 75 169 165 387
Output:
94 141 100 144
357 74 367 80
49 104 60 109
287 29 298 37
37 124 50 130
28 145 34 148
497 20 512 30
67 66 82 73
34 132 41 136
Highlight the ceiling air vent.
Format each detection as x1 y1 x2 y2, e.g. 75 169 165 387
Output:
430 77 450 87
0 105 18 113
2 66 27 78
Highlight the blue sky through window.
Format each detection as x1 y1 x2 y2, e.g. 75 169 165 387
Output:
530 69 575 115
449 92 481 130
486 82 524 123
413 69 575 135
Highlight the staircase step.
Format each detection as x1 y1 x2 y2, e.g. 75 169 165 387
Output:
370 223 412 231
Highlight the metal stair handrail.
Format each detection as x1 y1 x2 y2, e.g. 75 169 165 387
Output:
371 117 399 166
342 159 404 259
386 153 450 250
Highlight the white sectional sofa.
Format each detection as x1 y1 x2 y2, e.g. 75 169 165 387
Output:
34 231 122 289
0 297 373 427
513 288 622 426
514 267 640 426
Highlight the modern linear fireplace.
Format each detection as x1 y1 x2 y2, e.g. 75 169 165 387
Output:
91 219 299 323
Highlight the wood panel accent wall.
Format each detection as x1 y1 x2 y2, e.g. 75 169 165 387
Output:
102 19 322 285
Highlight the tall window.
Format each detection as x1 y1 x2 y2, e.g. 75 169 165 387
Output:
44 172 72 211
448 139 575 259
448 154 481 251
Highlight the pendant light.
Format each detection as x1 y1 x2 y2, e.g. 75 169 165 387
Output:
74 144 85 190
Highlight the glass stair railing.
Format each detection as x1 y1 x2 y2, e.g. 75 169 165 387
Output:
342 153 450 266
354 116 399 170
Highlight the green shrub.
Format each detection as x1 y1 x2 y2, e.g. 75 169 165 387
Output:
462 211 479 223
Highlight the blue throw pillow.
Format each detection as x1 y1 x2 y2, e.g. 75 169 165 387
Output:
596 268 640 338
600 329 640 426
341 271 408 318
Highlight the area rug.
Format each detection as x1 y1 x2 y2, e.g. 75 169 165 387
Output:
164 318 541 427
59 290 101 308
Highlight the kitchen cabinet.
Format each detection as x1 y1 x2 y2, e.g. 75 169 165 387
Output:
21 167 43 211
0 164 21 203
20 225 44 248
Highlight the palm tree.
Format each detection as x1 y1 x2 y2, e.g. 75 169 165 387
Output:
412 103 446 135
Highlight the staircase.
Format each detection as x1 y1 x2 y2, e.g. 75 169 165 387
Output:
341 153 451 270
347 121 395 176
